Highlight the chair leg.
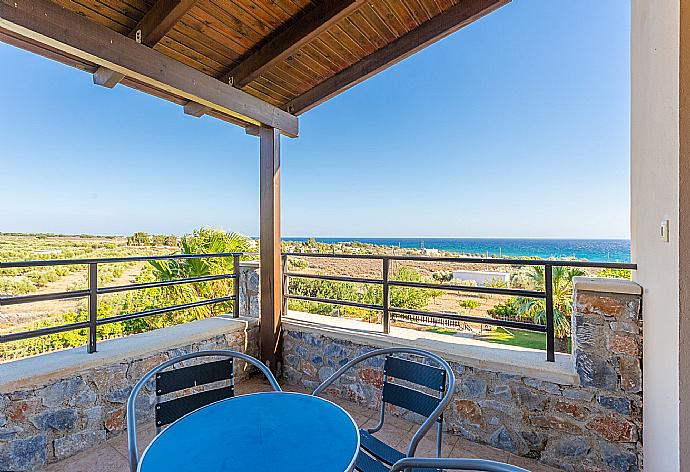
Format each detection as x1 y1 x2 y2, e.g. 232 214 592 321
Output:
436 420 443 457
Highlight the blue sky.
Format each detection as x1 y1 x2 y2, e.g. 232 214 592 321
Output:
0 1 630 239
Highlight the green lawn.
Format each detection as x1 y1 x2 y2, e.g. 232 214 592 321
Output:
423 326 571 351
476 327 548 350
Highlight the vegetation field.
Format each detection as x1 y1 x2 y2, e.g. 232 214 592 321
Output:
0 230 250 362
0 233 630 362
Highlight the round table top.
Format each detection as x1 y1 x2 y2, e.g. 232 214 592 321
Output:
139 391 360 472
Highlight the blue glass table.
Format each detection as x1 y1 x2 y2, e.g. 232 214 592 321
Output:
139 391 360 472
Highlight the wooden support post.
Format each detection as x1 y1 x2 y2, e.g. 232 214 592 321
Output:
259 126 282 373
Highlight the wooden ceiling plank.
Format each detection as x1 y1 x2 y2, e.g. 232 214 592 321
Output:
251 76 294 101
381 0 418 33
198 0 264 48
368 0 406 37
93 0 197 88
249 0 293 25
254 73 297 97
254 0 304 21
0 0 298 136
318 29 359 64
418 0 442 18
51 0 131 32
279 57 322 88
115 0 152 16
91 0 144 24
406 0 433 23
232 0 285 31
285 0 510 114
328 24 367 59
263 70 303 96
315 30 358 66
166 27 237 65
286 49 331 81
300 43 341 74
266 64 309 92
244 85 284 106
225 0 367 88
181 12 246 57
309 37 351 70
153 40 225 76
340 16 378 54
207 0 273 38
359 3 397 43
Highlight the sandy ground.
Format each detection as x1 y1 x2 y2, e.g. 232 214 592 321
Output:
0 262 146 332
287 256 517 329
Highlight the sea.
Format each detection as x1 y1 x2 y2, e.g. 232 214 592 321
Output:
282 238 631 263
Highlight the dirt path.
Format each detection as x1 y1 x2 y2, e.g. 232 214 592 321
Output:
0 263 146 332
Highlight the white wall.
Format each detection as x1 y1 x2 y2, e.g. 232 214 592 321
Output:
451 270 510 286
631 0 681 469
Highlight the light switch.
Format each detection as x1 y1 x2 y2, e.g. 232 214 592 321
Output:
660 219 670 242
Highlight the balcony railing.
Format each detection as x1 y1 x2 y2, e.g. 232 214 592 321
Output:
0 253 243 353
282 253 637 362
1 251 637 362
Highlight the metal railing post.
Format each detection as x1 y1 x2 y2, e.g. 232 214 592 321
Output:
232 255 240 318
545 264 555 362
88 263 98 353
382 258 390 334
282 255 289 317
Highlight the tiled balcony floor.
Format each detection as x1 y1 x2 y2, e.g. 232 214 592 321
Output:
43 376 559 472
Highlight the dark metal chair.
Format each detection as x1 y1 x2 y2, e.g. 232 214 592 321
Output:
126 350 281 472
313 347 456 472
390 457 530 472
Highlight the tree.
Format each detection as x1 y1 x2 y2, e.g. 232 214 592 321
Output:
148 228 252 317
127 232 151 246
514 265 586 352
164 235 178 247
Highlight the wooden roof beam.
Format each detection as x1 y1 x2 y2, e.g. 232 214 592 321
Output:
94 0 197 88
0 0 298 136
284 0 511 114
185 0 365 119
225 0 366 88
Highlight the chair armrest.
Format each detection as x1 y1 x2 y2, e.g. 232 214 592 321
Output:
389 457 530 472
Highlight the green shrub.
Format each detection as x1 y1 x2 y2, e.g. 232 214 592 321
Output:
432 271 452 283
0 276 36 295
488 298 520 319
288 258 309 270
458 299 480 310
597 268 631 279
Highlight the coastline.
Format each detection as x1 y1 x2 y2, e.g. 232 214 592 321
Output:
282 237 631 263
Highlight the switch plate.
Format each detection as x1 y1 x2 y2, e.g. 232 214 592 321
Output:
660 219 670 242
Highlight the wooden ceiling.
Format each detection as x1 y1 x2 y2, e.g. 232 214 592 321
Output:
0 0 509 133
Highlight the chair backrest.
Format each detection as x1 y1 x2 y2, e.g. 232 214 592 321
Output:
312 347 456 458
127 350 281 472
382 356 446 421
155 358 234 429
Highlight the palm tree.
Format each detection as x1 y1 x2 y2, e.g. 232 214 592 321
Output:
150 228 250 279
149 228 251 318
514 265 585 352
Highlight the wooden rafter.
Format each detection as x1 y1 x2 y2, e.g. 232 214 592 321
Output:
284 0 511 114
94 0 198 88
185 0 365 118
0 0 298 136
225 0 366 88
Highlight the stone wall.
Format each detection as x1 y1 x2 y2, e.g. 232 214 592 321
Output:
0 317 258 471
238 261 260 319
282 278 643 472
